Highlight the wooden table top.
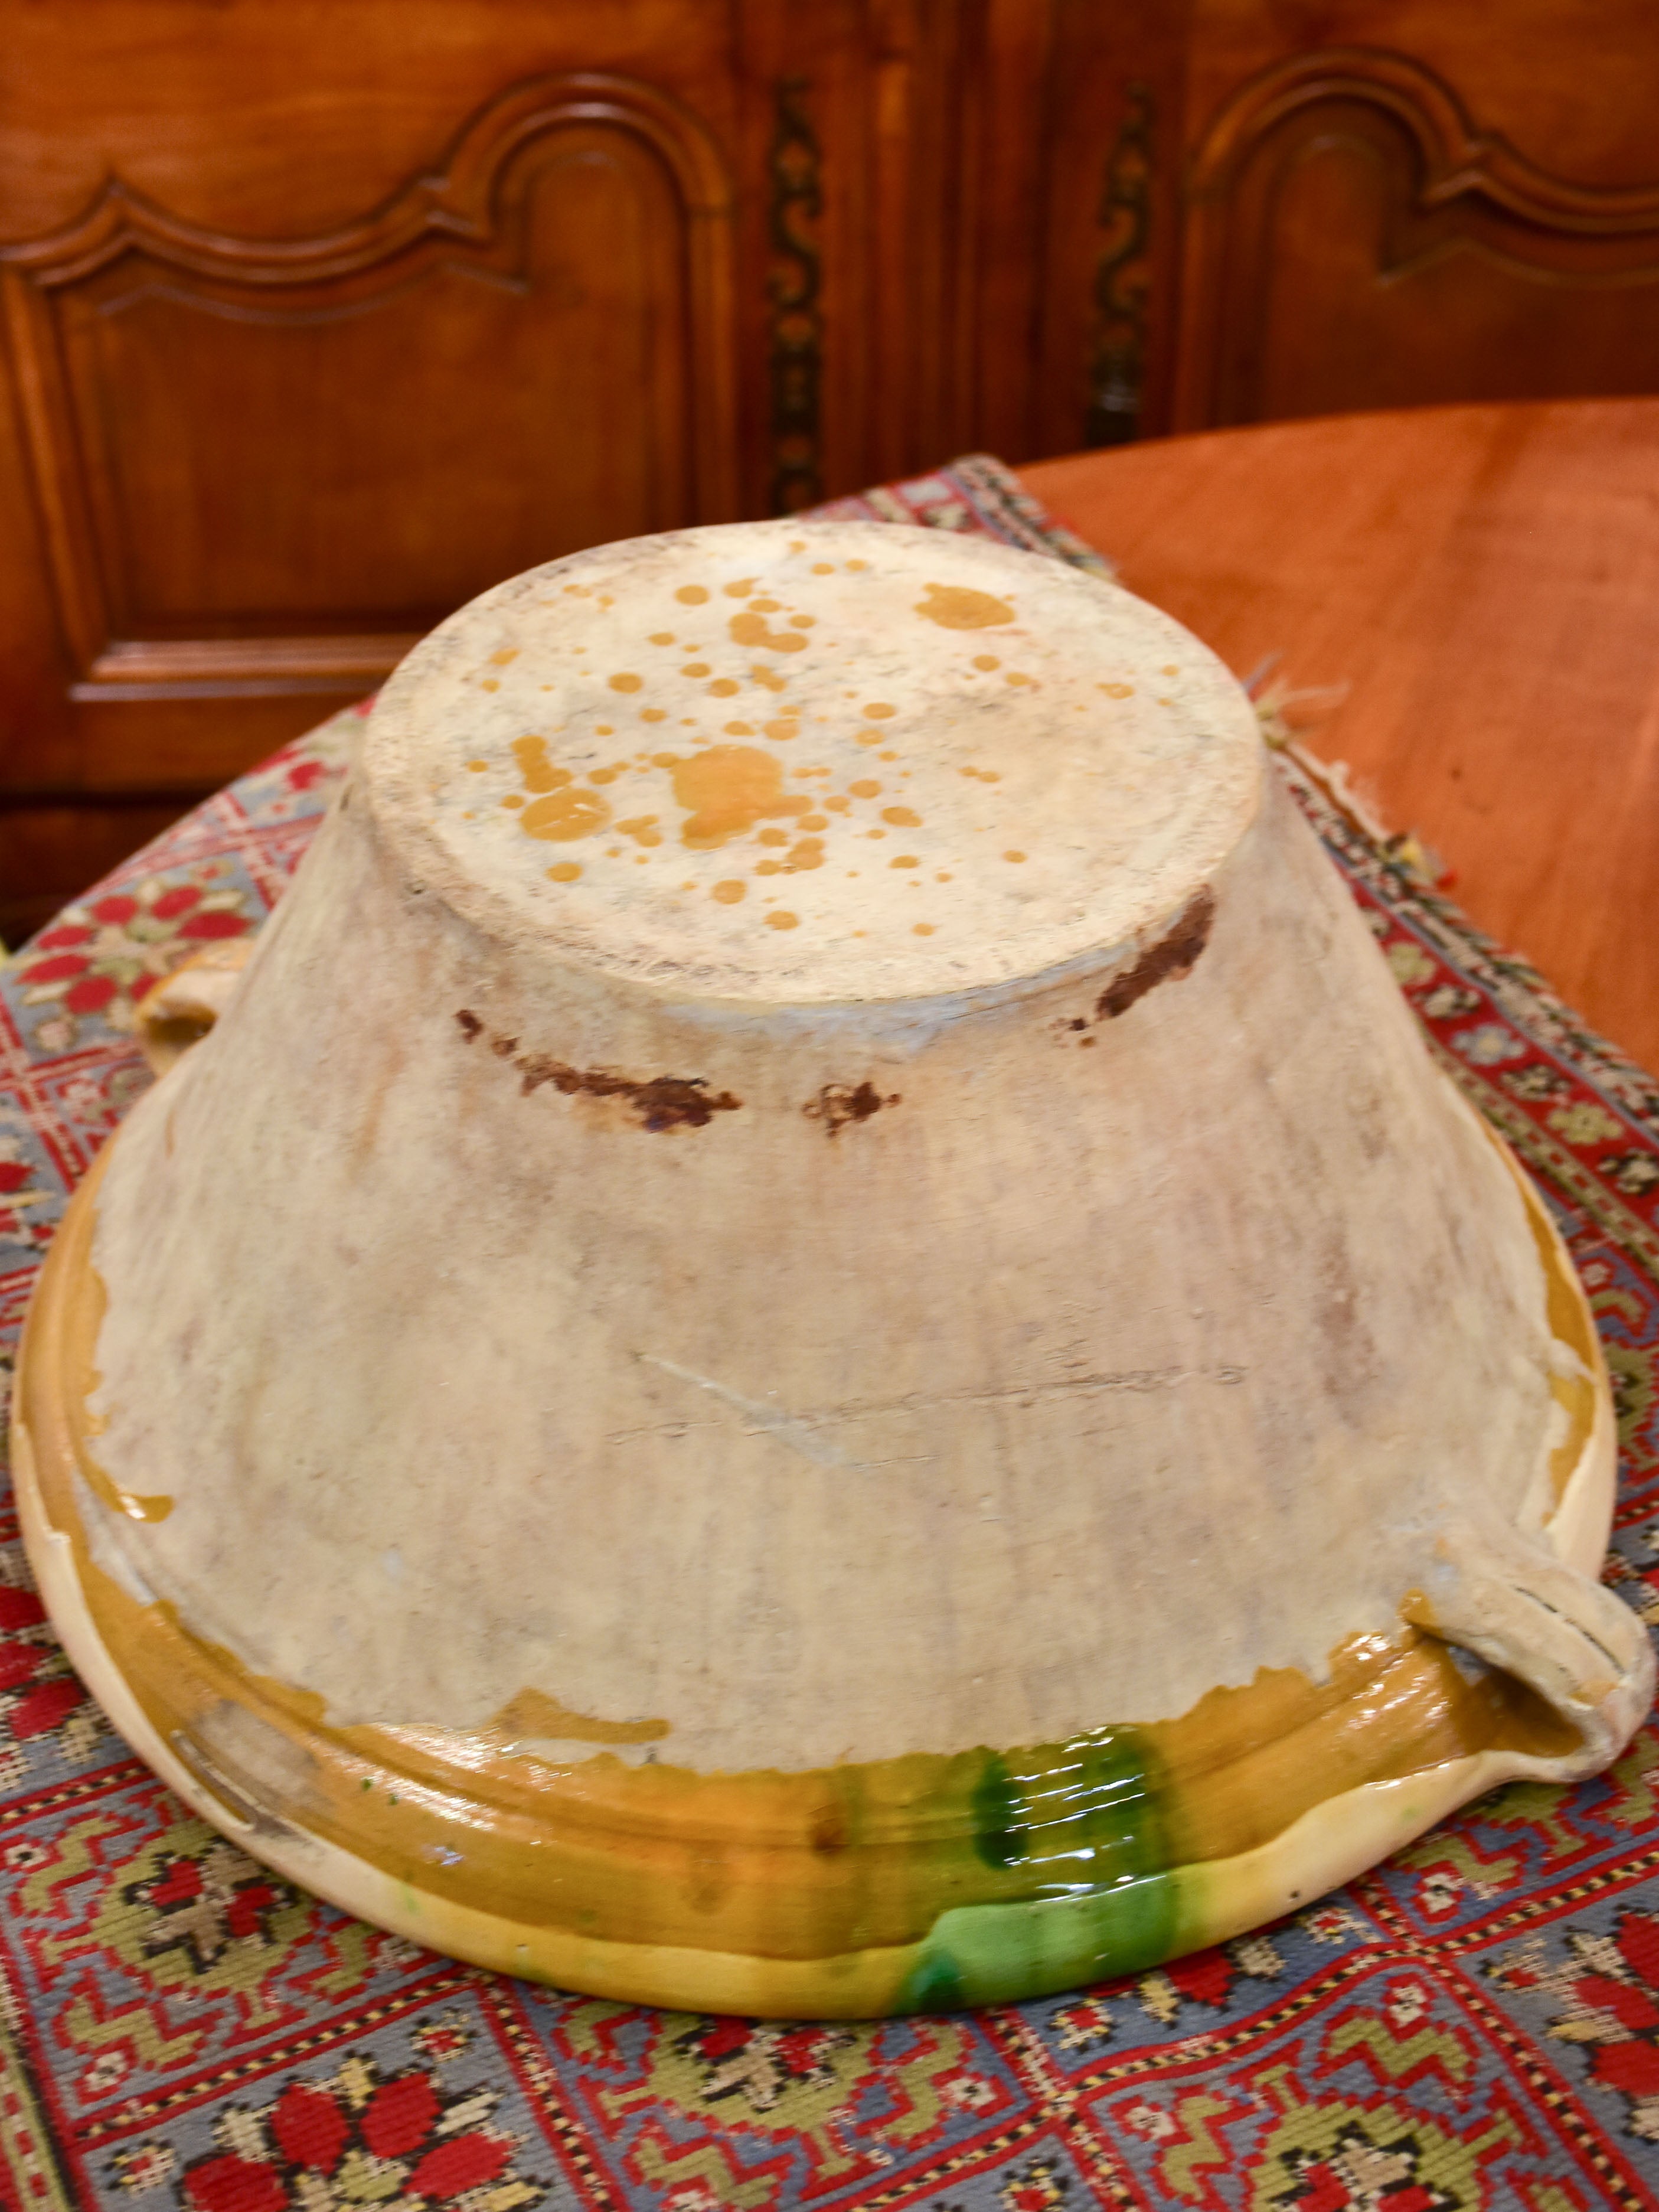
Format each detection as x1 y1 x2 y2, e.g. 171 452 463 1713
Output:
1020 400 1659 1079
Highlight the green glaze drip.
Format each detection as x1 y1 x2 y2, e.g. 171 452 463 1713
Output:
972 1755 1024 1870
899 1725 1176 2011
895 1872 1179 2010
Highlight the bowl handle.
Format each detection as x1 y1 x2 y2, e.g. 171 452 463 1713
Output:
1404 1518 1655 1778
134 939 254 1076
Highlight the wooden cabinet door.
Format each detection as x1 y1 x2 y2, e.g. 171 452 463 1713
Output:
1170 12 1659 431
0 1 764 937
5 76 739 700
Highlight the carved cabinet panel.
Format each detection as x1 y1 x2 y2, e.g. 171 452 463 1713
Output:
4 74 737 700
1174 49 1659 431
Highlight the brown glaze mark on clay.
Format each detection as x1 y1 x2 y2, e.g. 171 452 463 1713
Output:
455 1014 733 1130
1095 889 1216 1023
804 1081 902 1137
515 1053 741 1132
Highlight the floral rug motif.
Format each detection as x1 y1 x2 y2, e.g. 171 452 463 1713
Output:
4 458 1659 2210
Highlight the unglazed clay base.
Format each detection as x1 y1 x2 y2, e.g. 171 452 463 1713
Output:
14 520 1653 2016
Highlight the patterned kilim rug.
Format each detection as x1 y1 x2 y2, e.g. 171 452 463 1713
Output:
4 459 1659 2212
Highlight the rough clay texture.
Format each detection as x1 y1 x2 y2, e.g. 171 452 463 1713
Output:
365 521 1262 1003
83 531 1567 1771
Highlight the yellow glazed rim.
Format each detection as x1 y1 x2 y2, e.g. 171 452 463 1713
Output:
12 1128 1621 2018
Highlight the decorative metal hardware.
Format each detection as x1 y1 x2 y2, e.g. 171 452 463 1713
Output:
1087 81 1154 448
767 76 824 513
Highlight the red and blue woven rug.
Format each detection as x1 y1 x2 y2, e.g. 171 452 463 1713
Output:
4 460 1659 2211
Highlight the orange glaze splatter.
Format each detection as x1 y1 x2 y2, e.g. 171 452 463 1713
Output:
750 598 782 612
729 611 808 655
1004 850 1027 863
618 816 663 848
671 746 813 849
501 795 524 810
882 806 920 827
641 709 667 722
522 789 611 842
676 586 708 605
799 814 828 830
751 668 789 692
724 579 757 598
709 679 740 697
589 768 622 785
481 678 499 692
764 718 798 740
972 655 1001 671
916 582 1014 629
782 837 824 872
489 647 519 665
724 722 755 736
811 562 834 573
511 736 570 794
758 828 790 847
1100 682 1134 699
467 759 489 772
649 632 675 645
890 855 919 869
862 703 896 720
711 880 746 903
765 911 799 929
682 663 711 677
547 863 581 882
914 922 936 935
824 796 850 812
789 615 815 629
850 779 881 799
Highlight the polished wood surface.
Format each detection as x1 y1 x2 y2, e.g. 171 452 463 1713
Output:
1021 399 1659 1078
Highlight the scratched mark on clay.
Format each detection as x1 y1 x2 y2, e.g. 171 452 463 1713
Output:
612 1362 1247 1454
804 1081 902 1137
453 1010 740 1131
1095 889 1215 1022
639 1356 872 1472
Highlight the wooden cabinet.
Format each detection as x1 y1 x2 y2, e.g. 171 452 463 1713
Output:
1173 25 1659 433
5 0 1658 938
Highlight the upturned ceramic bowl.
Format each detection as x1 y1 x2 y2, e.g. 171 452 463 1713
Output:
14 520 1652 2015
